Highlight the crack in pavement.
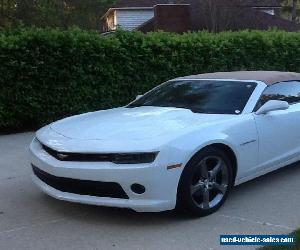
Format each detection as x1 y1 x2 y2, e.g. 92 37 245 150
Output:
219 214 293 230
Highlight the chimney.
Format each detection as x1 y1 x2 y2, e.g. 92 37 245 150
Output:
153 4 191 33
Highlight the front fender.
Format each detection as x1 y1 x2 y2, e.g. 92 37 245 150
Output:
167 114 259 184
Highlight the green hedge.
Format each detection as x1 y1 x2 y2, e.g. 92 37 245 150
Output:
1 28 300 132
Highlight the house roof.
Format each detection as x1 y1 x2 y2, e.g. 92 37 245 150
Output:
113 0 282 8
237 0 282 8
177 71 300 85
103 0 298 32
113 0 172 8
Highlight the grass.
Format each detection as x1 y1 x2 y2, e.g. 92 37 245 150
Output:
259 229 300 250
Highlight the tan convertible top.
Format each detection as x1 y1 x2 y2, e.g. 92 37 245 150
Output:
178 71 300 85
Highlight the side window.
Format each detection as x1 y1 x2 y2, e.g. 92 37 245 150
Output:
255 81 300 110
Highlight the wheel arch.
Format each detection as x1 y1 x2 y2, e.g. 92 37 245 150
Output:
209 143 238 184
176 142 238 213
183 143 238 185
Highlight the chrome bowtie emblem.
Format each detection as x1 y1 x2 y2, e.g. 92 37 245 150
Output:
57 153 68 160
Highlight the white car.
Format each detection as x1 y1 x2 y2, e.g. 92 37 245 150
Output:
30 71 300 216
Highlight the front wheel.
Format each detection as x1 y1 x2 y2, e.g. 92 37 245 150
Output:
177 147 234 217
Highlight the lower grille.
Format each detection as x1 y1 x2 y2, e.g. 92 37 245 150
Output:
32 165 129 199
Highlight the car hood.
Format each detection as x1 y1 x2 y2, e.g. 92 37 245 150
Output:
49 107 233 141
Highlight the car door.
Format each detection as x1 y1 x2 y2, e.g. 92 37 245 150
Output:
253 81 300 170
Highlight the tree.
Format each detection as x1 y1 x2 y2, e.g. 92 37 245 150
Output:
201 0 242 32
281 0 300 23
292 0 297 21
0 0 115 29
65 0 115 29
0 0 17 27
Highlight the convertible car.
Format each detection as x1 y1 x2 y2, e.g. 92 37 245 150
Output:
30 71 300 216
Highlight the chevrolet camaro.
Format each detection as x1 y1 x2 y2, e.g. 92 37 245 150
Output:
30 71 300 216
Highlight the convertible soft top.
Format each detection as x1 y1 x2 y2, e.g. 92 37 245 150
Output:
178 71 300 85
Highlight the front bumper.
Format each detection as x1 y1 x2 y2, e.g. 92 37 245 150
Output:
29 138 182 212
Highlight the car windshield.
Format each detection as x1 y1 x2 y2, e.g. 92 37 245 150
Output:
127 80 257 114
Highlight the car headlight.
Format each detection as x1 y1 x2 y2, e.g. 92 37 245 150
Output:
112 152 159 164
40 142 158 164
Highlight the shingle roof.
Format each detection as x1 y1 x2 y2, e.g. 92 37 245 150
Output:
178 71 300 85
237 0 282 8
107 0 298 32
114 0 282 8
113 0 171 8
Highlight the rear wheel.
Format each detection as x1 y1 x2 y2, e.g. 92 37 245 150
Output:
177 147 234 216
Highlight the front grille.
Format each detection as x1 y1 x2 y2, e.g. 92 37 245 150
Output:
32 165 129 199
41 144 157 164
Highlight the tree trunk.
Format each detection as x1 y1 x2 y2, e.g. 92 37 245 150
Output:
292 0 297 22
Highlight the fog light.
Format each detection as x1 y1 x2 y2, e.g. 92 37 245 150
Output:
131 183 145 194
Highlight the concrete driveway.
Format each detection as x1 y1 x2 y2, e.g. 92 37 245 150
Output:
1 132 300 250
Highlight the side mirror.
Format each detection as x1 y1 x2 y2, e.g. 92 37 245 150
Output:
255 100 289 115
135 95 143 100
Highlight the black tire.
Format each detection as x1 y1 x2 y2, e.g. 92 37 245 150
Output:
176 147 234 217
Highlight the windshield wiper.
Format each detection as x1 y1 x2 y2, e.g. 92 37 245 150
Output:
127 104 143 108
174 106 205 113
189 108 206 113
127 104 205 113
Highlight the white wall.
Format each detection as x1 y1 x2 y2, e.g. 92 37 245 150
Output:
116 9 154 30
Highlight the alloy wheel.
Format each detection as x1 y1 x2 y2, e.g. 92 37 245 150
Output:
190 156 229 209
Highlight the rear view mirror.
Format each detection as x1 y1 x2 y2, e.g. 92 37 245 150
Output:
255 100 289 115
